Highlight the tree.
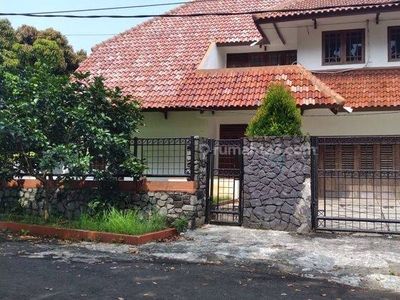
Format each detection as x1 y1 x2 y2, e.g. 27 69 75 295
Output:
0 64 145 220
0 19 87 74
246 83 302 137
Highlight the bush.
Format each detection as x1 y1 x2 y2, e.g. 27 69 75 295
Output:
246 83 302 137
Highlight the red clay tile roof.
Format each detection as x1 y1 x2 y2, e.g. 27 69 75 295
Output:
178 65 344 109
78 0 281 109
77 0 399 111
254 0 400 22
314 68 400 109
78 0 342 110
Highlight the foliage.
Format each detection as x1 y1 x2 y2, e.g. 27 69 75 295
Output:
74 209 168 235
0 63 145 220
4 209 168 236
0 19 86 74
171 216 189 233
246 83 302 137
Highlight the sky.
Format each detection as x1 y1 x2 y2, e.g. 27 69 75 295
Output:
1 0 182 53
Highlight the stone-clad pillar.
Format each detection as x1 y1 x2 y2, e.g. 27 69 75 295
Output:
242 136 312 234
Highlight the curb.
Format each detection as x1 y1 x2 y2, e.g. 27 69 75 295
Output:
0 221 177 245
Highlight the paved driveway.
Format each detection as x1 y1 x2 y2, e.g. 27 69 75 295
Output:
0 233 399 300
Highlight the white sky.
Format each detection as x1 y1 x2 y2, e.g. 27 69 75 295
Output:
1 0 182 53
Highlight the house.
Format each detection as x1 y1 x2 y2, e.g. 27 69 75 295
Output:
78 0 400 138
78 0 400 171
77 0 400 231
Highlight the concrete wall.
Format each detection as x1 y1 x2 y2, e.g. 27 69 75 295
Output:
199 43 225 70
297 12 400 70
137 110 254 139
137 110 400 139
302 109 400 136
200 11 400 71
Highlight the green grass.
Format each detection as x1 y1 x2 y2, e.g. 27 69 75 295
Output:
212 196 233 204
4 208 168 235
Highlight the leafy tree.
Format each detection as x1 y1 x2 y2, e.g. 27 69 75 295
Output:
16 24 38 45
0 19 18 67
246 83 302 137
0 19 86 74
0 64 145 220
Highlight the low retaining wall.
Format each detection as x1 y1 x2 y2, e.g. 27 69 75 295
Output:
0 180 205 229
243 136 312 234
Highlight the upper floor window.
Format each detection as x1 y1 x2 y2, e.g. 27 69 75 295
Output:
226 50 297 68
388 26 400 61
322 29 365 65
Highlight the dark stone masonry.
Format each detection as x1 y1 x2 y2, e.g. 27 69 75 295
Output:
0 135 314 233
242 136 312 234
0 187 205 229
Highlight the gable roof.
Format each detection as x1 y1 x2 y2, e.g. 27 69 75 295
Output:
314 68 400 109
78 0 280 110
78 0 400 111
177 65 344 109
254 0 400 23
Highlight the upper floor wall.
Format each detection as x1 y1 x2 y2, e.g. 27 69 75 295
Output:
295 11 400 70
200 11 400 71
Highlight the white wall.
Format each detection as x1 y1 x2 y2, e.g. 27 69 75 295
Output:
136 111 213 138
137 109 400 139
302 109 400 136
200 11 400 71
198 34 297 70
297 12 400 70
137 110 255 139
199 43 225 70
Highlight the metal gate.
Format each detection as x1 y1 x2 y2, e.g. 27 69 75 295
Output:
206 139 243 225
312 136 400 234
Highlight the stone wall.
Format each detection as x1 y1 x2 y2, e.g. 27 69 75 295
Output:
0 182 205 229
0 136 211 229
192 136 210 226
242 136 312 234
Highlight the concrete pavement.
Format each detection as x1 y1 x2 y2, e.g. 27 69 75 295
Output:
77 225 400 294
2 224 400 295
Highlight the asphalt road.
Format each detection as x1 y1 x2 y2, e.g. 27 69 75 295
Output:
0 235 398 300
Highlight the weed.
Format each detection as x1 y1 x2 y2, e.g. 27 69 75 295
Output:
172 216 189 233
20 229 30 236
4 208 168 236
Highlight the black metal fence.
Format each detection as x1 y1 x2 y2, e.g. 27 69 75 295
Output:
132 136 195 180
312 136 400 234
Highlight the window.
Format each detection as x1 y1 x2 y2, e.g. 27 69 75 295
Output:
388 26 400 61
226 51 297 68
320 144 400 171
322 29 365 65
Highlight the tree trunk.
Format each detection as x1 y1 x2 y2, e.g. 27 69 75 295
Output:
42 178 58 222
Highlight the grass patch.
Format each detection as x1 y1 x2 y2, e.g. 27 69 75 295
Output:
212 196 233 204
3 208 168 236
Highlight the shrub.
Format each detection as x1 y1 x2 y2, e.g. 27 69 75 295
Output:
246 83 302 137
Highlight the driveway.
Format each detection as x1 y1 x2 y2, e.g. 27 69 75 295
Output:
86 225 400 293
1 225 400 299
0 233 398 300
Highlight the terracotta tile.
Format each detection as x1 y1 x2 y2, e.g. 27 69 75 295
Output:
78 0 400 111
315 68 400 108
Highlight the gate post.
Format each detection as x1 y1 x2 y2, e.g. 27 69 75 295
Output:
205 139 214 224
239 138 244 225
310 136 319 231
